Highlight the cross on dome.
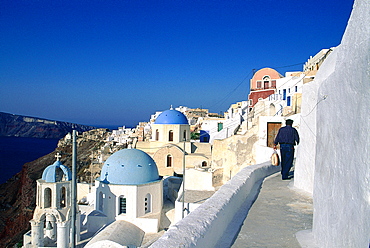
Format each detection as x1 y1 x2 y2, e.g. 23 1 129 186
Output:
55 152 62 161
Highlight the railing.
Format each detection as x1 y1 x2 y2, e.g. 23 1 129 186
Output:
268 93 283 101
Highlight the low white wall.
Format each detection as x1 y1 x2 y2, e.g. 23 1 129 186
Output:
150 161 279 248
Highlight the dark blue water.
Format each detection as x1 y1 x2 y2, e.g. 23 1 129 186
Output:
0 137 59 184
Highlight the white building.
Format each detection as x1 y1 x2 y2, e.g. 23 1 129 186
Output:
150 108 190 144
106 126 135 145
198 116 226 143
269 72 304 111
201 101 248 144
303 48 335 72
23 158 80 248
85 148 163 236
24 148 164 248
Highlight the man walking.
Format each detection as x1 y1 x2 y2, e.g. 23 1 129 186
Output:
274 119 299 180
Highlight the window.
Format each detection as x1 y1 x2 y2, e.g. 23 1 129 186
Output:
44 188 52 208
183 130 187 141
202 161 207 167
99 192 104 212
119 196 127 214
256 81 262 88
283 89 287 100
295 86 298 92
166 155 172 167
271 80 276 88
264 81 269 89
287 96 291 106
288 88 290 93
145 193 151 214
60 187 66 208
155 129 159 141
169 130 173 142
217 122 223 132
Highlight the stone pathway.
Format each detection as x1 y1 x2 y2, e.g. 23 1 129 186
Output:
231 172 313 248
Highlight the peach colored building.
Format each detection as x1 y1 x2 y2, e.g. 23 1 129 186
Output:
248 68 283 108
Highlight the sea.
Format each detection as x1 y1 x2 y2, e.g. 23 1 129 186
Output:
0 136 59 184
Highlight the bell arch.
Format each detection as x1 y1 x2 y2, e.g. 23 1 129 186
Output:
44 188 52 208
60 186 66 208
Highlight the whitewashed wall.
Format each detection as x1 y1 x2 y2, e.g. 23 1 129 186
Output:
211 115 242 143
294 81 319 195
296 0 370 246
314 0 370 246
294 43 339 196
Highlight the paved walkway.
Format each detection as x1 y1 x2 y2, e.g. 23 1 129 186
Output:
231 172 313 248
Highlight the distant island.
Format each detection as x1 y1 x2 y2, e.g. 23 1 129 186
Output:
0 112 96 139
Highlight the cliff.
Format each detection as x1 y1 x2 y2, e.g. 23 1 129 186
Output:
0 129 111 247
0 112 96 139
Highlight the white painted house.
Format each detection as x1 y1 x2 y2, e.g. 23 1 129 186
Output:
106 126 135 145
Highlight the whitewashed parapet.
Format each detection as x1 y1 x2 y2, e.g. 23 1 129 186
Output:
150 161 280 248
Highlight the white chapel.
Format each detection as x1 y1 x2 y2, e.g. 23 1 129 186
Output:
23 155 80 248
86 148 163 234
24 148 163 247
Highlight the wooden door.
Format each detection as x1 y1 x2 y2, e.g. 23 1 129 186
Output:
267 122 281 147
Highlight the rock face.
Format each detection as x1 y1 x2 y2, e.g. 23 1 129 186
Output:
0 130 109 247
0 112 95 139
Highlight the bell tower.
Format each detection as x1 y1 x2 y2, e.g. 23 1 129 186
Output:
25 153 80 248
151 108 190 144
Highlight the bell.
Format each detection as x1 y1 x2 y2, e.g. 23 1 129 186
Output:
46 221 53 230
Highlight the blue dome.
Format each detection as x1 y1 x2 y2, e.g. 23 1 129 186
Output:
42 161 72 183
100 149 160 185
154 109 188 125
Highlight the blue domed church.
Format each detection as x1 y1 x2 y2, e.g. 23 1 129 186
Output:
136 107 212 177
149 108 192 176
87 148 163 235
24 149 163 248
151 108 190 144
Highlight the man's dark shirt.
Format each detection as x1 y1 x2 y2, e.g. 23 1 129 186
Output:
274 125 300 145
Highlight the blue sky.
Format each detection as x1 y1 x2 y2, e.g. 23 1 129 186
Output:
0 0 354 127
